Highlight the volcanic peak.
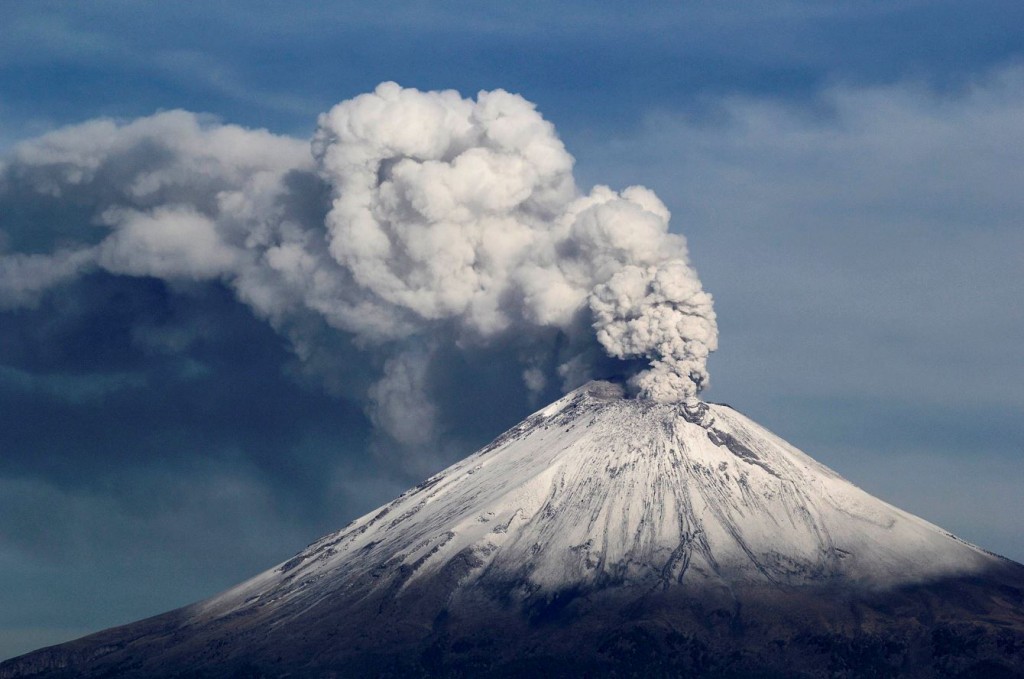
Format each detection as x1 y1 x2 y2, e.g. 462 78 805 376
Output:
199 380 998 627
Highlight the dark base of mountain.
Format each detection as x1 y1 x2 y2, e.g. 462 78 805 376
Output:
4 562 1024 678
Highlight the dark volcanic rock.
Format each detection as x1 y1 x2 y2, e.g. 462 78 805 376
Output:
5 568 1024 677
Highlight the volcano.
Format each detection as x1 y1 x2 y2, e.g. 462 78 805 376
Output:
3 381 1023 677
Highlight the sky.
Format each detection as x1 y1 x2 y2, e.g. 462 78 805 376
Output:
2 0 1023 661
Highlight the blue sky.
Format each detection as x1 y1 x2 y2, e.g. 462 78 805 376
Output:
2 1 1023 661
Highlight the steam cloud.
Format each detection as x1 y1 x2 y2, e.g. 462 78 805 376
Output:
0 83 717 444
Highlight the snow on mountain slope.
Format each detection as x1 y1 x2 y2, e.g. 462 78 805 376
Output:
201 381 998 621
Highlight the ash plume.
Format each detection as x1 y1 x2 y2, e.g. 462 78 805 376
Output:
0 83 718 445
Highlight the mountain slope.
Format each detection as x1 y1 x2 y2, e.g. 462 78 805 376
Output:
4 381 1023 677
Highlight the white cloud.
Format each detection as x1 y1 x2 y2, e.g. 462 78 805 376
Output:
98 206 241 280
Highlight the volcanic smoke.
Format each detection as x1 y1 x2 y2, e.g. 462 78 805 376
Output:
0 83 718 436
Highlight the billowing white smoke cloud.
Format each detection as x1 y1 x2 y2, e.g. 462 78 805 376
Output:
307 83 717 400
591 261 716 402
366 348 438 447
0 83 718 443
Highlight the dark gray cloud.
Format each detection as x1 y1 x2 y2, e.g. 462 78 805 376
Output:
0 274 387 659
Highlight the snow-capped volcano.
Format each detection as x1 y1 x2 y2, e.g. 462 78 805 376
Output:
208 381 998 613
4 382 1023 677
